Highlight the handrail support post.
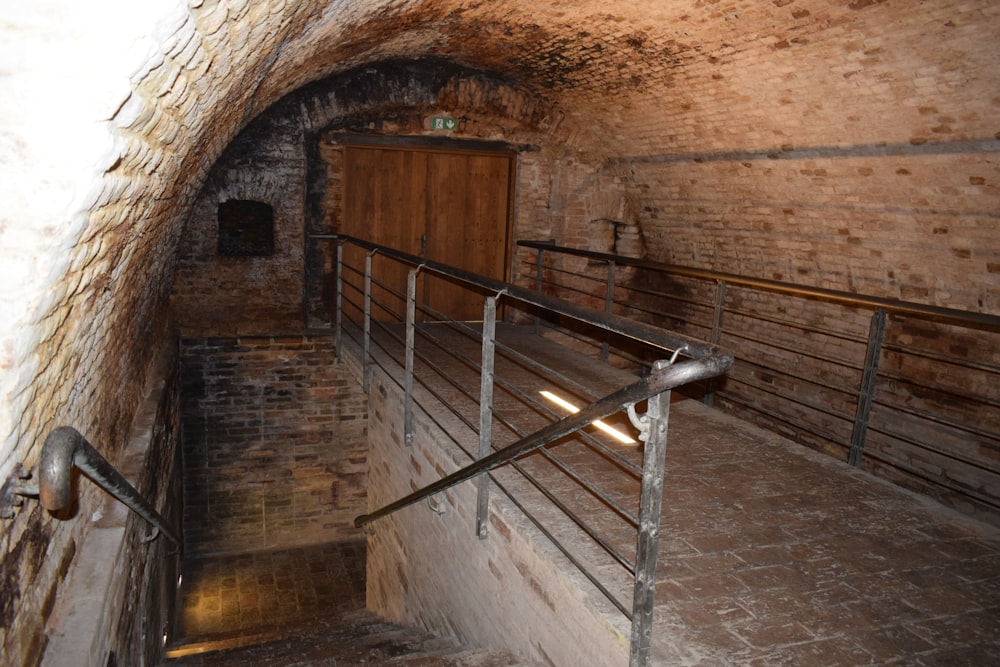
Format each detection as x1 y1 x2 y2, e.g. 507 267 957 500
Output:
849 307 886 467
630 358 673 667
334 240 344 361
601 260 616 362
534 246 546 334
476 295 499 539
704 280 727 407
404 268 419 447
363 250 374 392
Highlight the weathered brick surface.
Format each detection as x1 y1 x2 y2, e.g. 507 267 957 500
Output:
171 110 308 336
1 1 997 664
180 336 368 555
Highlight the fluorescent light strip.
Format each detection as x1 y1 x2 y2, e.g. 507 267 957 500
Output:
539 390 637 445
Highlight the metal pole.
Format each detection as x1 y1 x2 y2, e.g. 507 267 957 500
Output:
534 247 545 334
704 280 727 407
849 307 887 466
630 359 673 667
335 240 344 361
405 268 418 447
363 251 373 392
476 295 498 539
602 260 616 362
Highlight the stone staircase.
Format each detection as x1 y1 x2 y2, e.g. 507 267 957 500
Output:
162 609 530 666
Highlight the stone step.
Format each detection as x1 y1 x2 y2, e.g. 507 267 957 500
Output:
162 609 529 666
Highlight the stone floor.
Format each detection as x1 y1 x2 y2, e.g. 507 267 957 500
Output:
650 399 1000 666
169 540 366 648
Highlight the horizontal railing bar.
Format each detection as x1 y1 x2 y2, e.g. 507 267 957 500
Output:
723 373 857 429
518 240 1000 331
865 420 1000 475
721 306 869 347
316 235 722 359
877 373 1000 416
492 374 644 480
609 284 874 347
508 458 637 574
477 379 642 526
859 447 1000 510
873 368 1000 413
714 391 852 451
721 328 867 374
511 437 641 529
355 353 732 528
881 343 1000 377
870 398 1000 446
722 344 864 395
491 473 633 619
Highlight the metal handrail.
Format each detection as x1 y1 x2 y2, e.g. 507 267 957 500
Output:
38 426 181 548
354 351 731 528
517 239 1000 331
314 234 724 359
517 239 1000 517
316 233 734 667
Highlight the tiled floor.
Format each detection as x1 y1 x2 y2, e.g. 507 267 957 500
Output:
650 400 1000 666
173 540 366 643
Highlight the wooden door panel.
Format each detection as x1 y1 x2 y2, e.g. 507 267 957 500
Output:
424 151 512 320
341 144 512 323
343 147 428 322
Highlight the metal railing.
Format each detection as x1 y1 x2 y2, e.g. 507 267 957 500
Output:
1 426 181 548
517 239 1000 520
314 234 732 667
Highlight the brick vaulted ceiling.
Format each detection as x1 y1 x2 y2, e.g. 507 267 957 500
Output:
1 0 998 490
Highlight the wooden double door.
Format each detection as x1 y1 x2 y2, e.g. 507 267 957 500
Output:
341 143 515 322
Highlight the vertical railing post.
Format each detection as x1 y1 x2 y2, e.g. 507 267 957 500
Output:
849 307 887 466
601 260 616 362
363 250 374 392
630 358 673 667
534 246 546 334
335 240 344 361
704 280 727 407
476 295 498 539
404 267 419 447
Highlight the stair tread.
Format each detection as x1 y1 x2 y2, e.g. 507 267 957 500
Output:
162 610 531 666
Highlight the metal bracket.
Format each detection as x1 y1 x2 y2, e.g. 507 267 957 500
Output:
626 403 652 444
0 464 40 519
427 494 447 516
626 347 686 445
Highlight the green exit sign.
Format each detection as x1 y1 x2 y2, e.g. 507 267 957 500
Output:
430 116 457 130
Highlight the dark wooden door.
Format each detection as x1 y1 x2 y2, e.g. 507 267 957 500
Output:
342 144 514 322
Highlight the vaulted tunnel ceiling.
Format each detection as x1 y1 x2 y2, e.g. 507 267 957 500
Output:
1 0 997 481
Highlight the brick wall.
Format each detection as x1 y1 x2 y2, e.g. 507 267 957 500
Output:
171 109 309 337
37 343 182 667
180 336 368 555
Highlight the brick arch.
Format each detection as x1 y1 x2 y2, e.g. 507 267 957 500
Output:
1 1 998 663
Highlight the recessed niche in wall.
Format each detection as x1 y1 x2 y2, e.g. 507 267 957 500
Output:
217 200 275 256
